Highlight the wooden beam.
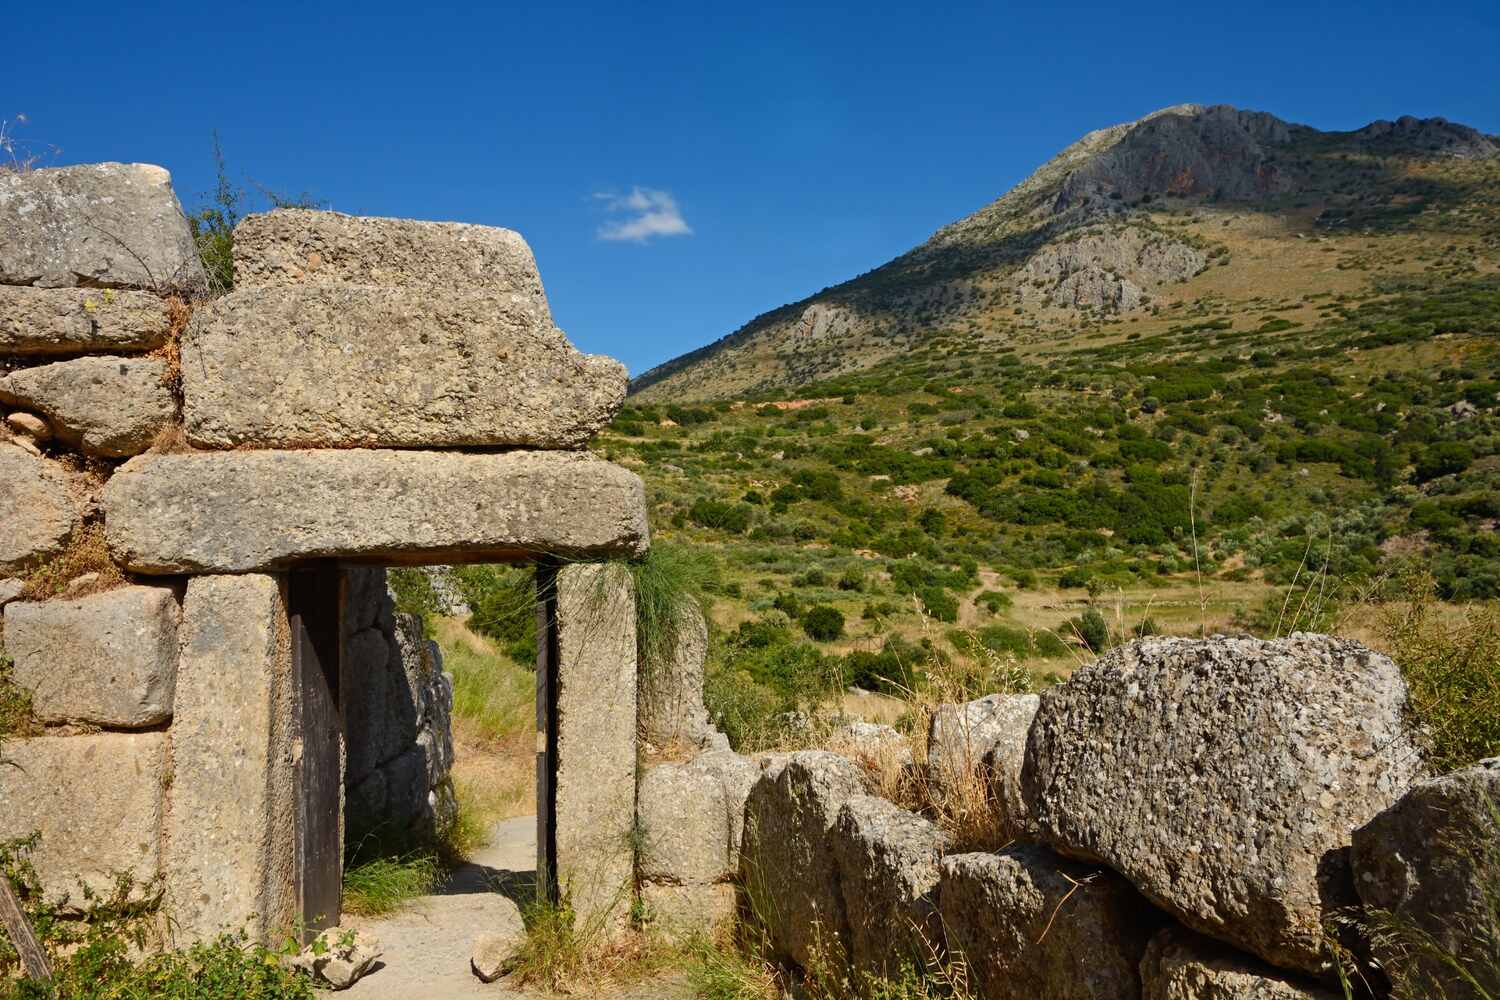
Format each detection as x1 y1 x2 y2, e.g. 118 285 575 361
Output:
0 876 51 984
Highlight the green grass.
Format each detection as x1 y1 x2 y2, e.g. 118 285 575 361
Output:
340 851 442 917
435 615 533 743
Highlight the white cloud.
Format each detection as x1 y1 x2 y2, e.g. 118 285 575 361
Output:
594 186 692 243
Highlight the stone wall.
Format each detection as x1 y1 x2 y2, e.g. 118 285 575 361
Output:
0 162 648 944
648 632 1500 998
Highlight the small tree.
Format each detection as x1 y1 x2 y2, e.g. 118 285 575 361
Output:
802 606 845 642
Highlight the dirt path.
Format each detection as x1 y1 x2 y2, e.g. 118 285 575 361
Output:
342 816 692 1000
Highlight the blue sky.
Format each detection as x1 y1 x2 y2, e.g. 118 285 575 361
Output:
11 1 1498 376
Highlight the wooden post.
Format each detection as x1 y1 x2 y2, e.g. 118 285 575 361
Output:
0 877 51 984
534 560 560 905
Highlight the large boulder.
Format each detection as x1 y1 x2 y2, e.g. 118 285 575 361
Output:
0 163 204 291
101 449 649 573
0 356 174 456
927 692 1039 840
740 751 867 970
0 733 168 901
831 795 946 978
938 845 1156 1000
3 585 179 727
231 208 551 308
1352 757 1500 998
1141 926 1341 1000
1023 634 1426 974
0 444 75 573
180 284 624 450
0 287 171 354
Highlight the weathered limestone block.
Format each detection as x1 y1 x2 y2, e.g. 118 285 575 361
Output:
232 209 552 310
0 286 171 354
1141 925 1341 1000
470 895 527 982
938 846 1155 1000
0 444 75 573
829 719 913 769
641 884 737 943
1023 634 1426 975
927 694 1038 815
831 795 945 978
181 284 625 449
691 749 761 870
638 761 734 885
0 578 23 607
0 733 167 902
0 356 174 456
639 598 723 750
554 563 638 935
4 585 179 727
740 751 867 970
0 163 204 291
165 574 297 943
102 449 650 573
1352 757 1500 999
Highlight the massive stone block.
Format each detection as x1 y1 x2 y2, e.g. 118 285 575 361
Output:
1140 925 1341 1000
638 598 725 750
232 209 552 309
181 284 624 449
1352 757 1500 998
165 575 297 943
3 585 179 727
637 761 734 885
0 733 167 902
0 286 171 354
938 846 1155 1000
1023 634 1426 975
0 163 204 291
0 444 75 574
740 751 868 970
102 449 649 573
553 563 638 936
831 795 946 978
927 692 1038 841
0 356 174 456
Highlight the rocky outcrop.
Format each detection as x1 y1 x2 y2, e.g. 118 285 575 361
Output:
0 444 75 573
1023 634 1426 974
0 356 174 457
101 449 650 573
938 846 1156 1000
927 692 1038 839
3 585 179 727
1352 757 1500 999
1141 926 1341 1000
181 284 624 450
830 795 946 977
0 163 204 291
0 733 169 902
0 286 171 354
740 751 868 970
1016 227 1205 311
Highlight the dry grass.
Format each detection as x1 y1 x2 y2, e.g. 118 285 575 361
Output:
22 522 126 601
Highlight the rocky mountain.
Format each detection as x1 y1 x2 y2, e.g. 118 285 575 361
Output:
632 104 1498 400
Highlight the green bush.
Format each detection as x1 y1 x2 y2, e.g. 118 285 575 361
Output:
1071 607 1110 654
457 565 537 664
802 605 845 642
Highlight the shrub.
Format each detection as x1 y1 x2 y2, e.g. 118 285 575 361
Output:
915 585 959 623
1379 570 1500 772
689 498 752 534
1071 606 1110 654
802 605 845 642
457 565 537 664
1414 441 1474 483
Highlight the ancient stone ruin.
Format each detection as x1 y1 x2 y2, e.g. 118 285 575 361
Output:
0 162 648 943
3 162 1497 1000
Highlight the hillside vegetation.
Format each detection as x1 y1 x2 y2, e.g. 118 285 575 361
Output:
608 105 1498 732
